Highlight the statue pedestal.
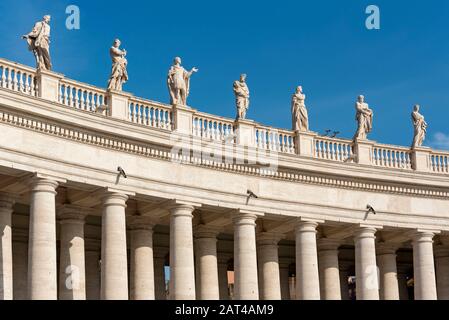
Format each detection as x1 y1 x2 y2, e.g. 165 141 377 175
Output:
36 69 64 103
172 104 195 135
107 90 132 121
412 146 432 172
234 119 256 147
354 139 375 165
295 131 317 157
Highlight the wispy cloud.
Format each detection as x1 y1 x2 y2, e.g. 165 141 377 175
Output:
429 132 449 151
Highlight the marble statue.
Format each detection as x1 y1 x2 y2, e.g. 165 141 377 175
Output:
234 74 250 120
354 95 374 140
167 57 198 106
107 39 128 91
292 86 309 131
22 15 52 71
411 104 428 148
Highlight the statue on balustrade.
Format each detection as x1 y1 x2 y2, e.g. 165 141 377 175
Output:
167 57 198 106
107 39 128 91
234 74 250 120
353 95 374 140
411 104 428 148
22 15 52 71
291 86 309 131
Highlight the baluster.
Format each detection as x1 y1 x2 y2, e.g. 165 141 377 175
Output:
63 85 69 105
79 90 85 110
12 70 18 91
17 71 24 92
1 67 5 88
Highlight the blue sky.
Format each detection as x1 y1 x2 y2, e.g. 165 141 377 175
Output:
1 0 449 149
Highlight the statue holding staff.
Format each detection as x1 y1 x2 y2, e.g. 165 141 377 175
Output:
167 57 198 106
22 15 52 71
353 95 374 140
107 39 128 91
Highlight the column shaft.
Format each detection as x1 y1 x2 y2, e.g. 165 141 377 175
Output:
318 240 341 300
413 232 437 300
354 227 379 300
0 194 15 300
295 221 320 300
195 229 220 300
435 247 449 300
129 219 155 300
233 213 259 300
154 247 168 300
28 178 59 300
257 233 282 300
169 204 196 300
58 210 86 300
12 234 28 300
85 241 101 300
377 247 399 300
100 192 129 300
217 253 231 300
279 260 291 300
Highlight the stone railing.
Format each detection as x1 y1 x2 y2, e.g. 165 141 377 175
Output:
59 78 107 112
372 143 413 170
0 58 38 97
314 135 353 162
192 111 235 142
255 125 296 154
431 151 449 173
1 57 449 176
128 97 173 130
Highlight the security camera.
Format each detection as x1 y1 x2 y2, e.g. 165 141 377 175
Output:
117 166 127 179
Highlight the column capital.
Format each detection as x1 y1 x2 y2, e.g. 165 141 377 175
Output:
57 204 90 224
295 220 319 233
127 215 155 231
232 210 258 226
257 232 285 245
85 238 101 252
153 246 169 259
376 242 400 256
0 192 17 210
412 230 436 243
353 226 378 240
101 191 129 208
317 238 341 251
278 257 293 269
194 225 220 239
28 176 62 194
217 252 233 265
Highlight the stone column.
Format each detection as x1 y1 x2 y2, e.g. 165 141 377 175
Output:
28 177 60 300
295 221 320 300
412 231 437 300
397 265 410 300
257 233 283 300
154 247 168 300
169 203 196 300
58 207 87 300
0 194 16 300
339 264 351 300
318 239 341 300
354 227 379 300
217 252 231 300
377 244 399 300
100 192 129 300
435 246 449 300
85 239 101 300
279 258 291 300
12 229 28 300
233 212 259 300
194 226 220 300
129 217 155 300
